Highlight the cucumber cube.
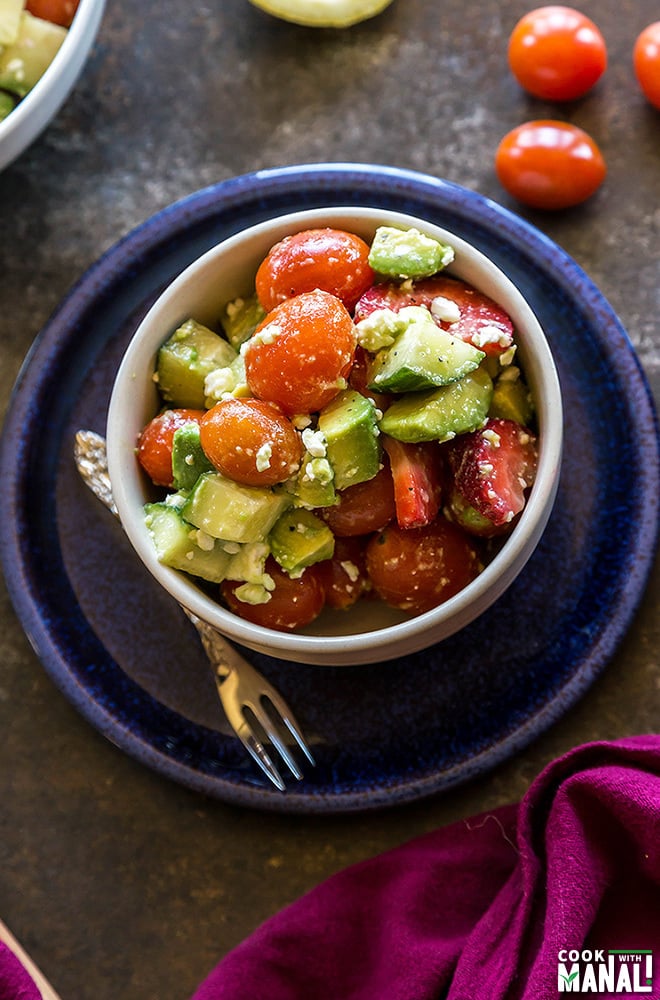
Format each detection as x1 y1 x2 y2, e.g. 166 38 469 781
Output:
379 367 493 443
144 503 232 583
181 472 292 543
156 319 236 409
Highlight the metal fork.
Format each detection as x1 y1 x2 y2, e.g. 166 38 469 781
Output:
73 429 315 792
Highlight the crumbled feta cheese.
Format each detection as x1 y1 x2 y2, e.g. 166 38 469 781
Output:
233 583 272 605
204 366 236 401
225 297 244 318
430 296 461 324
355 308 402 351
499 345 517 367
250 323 282 346
292 413 312 430
472 325 512 349
164 492 187 509
483 428 501 447
340 560 360 583
498 365 521 383
301 427 327 458
195 530 215 552
256 442 273 471
302 457 333 486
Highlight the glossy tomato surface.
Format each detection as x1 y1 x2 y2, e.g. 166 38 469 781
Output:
199 398 302 487
508 6 607 101
245 289 357 414
495 120 606 210
634 22 660 110
366 518 482 614
255 228 375 312
221 559 325 631
320 466 396 537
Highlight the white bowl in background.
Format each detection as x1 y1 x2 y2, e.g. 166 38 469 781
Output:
0 0 105 171
106 206 563 666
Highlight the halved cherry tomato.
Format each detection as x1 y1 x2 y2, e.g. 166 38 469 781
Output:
137 409 205 487
26 0 79 26
354 277 514 358
221 558 325 631
495 120 606 210
634 22 660 110
317 536 369 610
199 398 302 487
508 6 607 101
366 518 482 614
320 465 396 537
256 228 375 312
245 289 357 415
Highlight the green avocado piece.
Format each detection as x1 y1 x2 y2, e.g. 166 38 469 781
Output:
296 453 337 509
0 90 16 120
156 319 237 409
181 471 291 543
144 502 233 583
221 294 267 350
367 306 484 393
489 374 534 426
0 12 66 97
317 389 381 491
171 423 214 492
368 226 455 279
379 367 493 443
269 509 335 575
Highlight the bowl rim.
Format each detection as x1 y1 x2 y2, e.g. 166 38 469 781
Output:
107 205 563 665
0 0 105 169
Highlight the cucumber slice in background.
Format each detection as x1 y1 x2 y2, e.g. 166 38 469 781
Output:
247 0 393 28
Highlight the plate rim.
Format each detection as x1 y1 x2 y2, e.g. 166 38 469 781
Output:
1 162 658 813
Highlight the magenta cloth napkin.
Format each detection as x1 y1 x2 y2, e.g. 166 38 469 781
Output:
0 941 41 1000
191 735 660 1000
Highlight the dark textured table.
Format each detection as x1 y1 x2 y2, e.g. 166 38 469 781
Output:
0 2 658 998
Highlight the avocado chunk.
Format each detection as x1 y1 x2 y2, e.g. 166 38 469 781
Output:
156 319 237 409
222 294 267 350
317 389 381 490
367 306 485 393
0 0 24 47
379 367 493 443
171 423 214 492
296 453 337 509
204 352 250 407
489 372 534 426
269 509 335 575
144 502 233 583
0 90 16 121
368 226 455 279
0 12 66 97
181 471 291 543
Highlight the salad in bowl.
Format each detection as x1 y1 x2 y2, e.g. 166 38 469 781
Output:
107 207 562 666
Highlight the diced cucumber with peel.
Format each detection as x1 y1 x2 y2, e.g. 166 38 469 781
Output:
379 367 493 443
156 319 236 409
144 503 233 583
368 226 455 279
181 472 292 543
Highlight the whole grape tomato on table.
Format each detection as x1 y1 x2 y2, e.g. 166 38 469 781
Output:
634 22 660 110
136 224 539 632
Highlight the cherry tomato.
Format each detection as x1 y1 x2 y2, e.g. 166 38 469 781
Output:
634 22 660 110
320 466 396 537
366 518 482 614
317 537 369 610
508 6 607 101
256 228 375 312
221 558 325 631
26 0 79 26
245 289 357 415
199 398 302 487
495 120 606 210
137 409 205 487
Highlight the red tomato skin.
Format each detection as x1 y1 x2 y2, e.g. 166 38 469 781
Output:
137 409 205 487
316 536 369 610
256 228 375 313
26 0 79 26
320 466 396 537
508 6 607 101
634 22 660 110
245 290 357 415
495 120 606 210
221 559 325 631
366 518 482 614
199 398 302 487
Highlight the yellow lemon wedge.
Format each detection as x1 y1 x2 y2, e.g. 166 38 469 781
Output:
248 0 394 28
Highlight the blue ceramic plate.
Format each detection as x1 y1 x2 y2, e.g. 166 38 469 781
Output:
1 164 658 813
